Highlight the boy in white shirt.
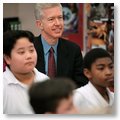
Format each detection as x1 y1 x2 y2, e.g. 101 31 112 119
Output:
3 30 49 114
73 48 114 114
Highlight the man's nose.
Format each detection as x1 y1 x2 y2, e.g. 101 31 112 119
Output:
54 18 60 25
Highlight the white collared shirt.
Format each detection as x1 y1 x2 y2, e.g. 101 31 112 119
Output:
73 82 114 114
3 67 49 114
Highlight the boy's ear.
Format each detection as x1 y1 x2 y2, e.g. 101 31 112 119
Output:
83 68 92 80
4 55 11 65
36 20 43 30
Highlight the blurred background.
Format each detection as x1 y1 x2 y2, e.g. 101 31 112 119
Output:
3 3 114 56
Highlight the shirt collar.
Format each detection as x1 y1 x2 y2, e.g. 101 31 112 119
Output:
89 81 113 104
4 67 36 89
41 36 58 55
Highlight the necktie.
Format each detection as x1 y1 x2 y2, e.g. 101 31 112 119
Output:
48 47 56 78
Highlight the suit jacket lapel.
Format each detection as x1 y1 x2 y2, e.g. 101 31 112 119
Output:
57 39 69 76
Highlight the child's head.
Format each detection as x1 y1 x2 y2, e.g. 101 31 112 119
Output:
29 78 78 114
3 30 37 73
83 48 114 88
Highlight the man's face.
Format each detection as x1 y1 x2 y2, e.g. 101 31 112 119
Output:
37 6 64 41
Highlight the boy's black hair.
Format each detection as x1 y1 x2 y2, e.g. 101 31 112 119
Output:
3 30 34 57
29 78 76 114
3 19 11 33
83 48 112 70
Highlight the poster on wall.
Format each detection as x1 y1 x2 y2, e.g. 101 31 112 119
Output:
85 3 114 58
61 3 83 49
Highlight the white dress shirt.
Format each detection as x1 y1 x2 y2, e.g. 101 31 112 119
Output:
3 67 49 114
73 82 114 114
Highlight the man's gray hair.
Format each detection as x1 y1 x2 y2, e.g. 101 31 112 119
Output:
34 3 63 20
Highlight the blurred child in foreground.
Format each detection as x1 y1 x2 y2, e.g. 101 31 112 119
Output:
29 78 79 114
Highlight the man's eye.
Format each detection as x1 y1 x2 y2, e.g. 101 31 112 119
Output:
48 18 54 21
59 16 63 20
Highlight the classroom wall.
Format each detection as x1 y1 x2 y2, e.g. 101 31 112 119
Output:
3 3 40 36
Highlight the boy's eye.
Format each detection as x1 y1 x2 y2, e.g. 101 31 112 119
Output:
109 65 114 69
18 51 25 54
97 67 104 70
29 49 34 53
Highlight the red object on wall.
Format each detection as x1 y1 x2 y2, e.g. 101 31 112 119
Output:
62 3 83 50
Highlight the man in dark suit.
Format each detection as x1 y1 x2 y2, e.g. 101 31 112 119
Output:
34 3 88 87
